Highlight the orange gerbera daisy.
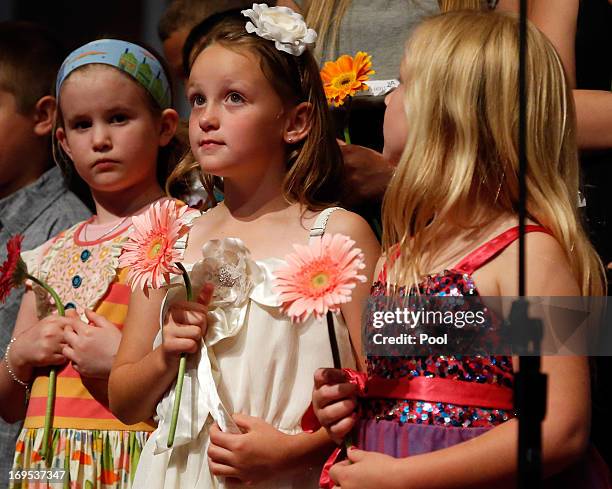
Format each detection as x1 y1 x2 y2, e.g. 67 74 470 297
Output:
320 51 375 106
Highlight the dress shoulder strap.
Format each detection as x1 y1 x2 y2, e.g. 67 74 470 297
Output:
309 206 343 241
173 205 201 255
454 224 551 275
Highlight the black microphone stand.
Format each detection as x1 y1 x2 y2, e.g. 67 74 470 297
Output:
514 1 547 486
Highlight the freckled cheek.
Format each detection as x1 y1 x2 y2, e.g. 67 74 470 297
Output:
245 112 284 137
219 115 259 139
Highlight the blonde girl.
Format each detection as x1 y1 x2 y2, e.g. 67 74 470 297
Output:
313 10 608 489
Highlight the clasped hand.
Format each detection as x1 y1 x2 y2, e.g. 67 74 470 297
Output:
62 309 122 378
10 314 74 374
338 142 393 207
208 413 292 485
329 448 405 489
312 368 411 489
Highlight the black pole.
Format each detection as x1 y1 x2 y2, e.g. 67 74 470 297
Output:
518 0 527 299
327 311 342 368
514 1 547 487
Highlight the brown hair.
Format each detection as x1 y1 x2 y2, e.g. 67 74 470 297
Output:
0 21 64 114
169 9 343 210
52 42 188 203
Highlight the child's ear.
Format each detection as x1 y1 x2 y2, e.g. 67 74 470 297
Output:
32 96 56 137
283 101 312 144
159 108 179 147
55 126 72 160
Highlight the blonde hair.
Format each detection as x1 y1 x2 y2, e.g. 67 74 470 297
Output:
168 10 343 210
304 0 485 60
382 10 604 296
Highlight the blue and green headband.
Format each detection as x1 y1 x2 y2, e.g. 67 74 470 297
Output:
56 39 171 109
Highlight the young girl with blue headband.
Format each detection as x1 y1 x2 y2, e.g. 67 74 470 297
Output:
0 38 181 488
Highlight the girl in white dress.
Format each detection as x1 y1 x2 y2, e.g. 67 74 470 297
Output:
109 5 380 489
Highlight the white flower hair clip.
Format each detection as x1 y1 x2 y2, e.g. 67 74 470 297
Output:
241 3 317 56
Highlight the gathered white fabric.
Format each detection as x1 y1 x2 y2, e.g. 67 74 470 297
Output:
133 237 355 489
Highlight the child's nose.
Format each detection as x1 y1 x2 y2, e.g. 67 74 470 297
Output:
198 106 220 131
92 125 112 151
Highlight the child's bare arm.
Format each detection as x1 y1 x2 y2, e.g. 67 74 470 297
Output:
497 0 612 149
109 285 211 424
329 233 590 489
108 287 177 423
327 210 381 371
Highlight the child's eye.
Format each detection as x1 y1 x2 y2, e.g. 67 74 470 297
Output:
227 92 244 104
110 114 128 124
191 94 205 107
73 120 91 130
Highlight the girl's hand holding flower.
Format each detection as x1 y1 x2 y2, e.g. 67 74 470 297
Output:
312 368 359 445
9 314 72 380
161 284 214 366
62 309 122 378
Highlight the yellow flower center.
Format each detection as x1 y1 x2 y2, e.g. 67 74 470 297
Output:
147 238 164 259
310 271 330 289
332 73 355 90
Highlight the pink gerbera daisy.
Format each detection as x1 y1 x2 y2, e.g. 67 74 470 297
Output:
274 233 367 323
119 200 199 292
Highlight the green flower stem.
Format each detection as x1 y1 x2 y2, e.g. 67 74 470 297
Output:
343 125 352 145
167 263 192 448
43 369 56 462
27 274 63 462
27 275 65 316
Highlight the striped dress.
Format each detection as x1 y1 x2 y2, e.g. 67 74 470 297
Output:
11 219 155 489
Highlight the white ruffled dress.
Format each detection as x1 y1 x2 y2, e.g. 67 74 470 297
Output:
133 208 356 489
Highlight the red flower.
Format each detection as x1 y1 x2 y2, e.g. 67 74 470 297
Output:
0 234 28 303
0 233 64 462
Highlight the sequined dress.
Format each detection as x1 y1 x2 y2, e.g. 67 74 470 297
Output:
357 226 528 457
356 226 611 488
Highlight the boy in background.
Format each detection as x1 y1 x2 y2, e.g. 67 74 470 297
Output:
0 22 90 487
159 0 254 79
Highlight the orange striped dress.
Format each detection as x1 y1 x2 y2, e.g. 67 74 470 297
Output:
12 219 155 489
